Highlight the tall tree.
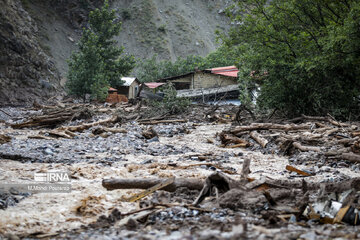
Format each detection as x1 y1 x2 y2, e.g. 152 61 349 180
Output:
66 0 135 100
222 0 360 118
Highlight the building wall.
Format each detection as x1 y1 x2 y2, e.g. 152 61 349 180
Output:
166 72 237 90
193 72 237 89
117 87 129 96
128 81 139 99
168 75 193 90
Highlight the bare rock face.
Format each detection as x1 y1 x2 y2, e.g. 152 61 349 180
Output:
48 0 104 29
0 0 63 106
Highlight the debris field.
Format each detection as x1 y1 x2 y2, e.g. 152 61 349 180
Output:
0 103 359 239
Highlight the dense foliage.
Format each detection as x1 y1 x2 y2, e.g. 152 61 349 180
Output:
136 46 239 83
222 0 360 118
149 83 191 115
66 1 135 100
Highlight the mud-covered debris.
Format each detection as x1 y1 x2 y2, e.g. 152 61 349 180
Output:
304 189 360 225
0 188 31 209
0 134 11 144
89 208 122 228
142 127 158 139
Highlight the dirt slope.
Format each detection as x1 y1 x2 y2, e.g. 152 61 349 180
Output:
0 0 63 106
30 0 231 76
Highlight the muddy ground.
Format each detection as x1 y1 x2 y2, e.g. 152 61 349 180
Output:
0 104 359 240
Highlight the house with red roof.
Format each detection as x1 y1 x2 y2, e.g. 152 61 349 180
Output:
156 66 239 90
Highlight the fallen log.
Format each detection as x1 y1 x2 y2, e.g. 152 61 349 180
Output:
92 126 127 135
0 134 11 144
286 165 314 176
230 123 310 135
301 115 351 127
48 130 74 139
341 152 360 163
351 131 360 137
225 143 249 148
250 131 268 148
0 109 11 117
102 127 127 134
103 174 360 205
28 135 54 140
336 137 358 146
219 133 249 146
138 119 187 125
0 152 36 162
11 106 93 129
292 142 321 152
324 148 351 156
57 115 121 132
102 178 204 192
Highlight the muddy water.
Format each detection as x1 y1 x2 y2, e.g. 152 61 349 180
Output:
0 122 359 239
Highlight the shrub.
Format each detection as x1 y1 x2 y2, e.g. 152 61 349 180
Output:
222 0 360 119
150 83 191 115
122 9 131 20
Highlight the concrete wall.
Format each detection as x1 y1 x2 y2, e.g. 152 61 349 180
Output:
193 72 237 89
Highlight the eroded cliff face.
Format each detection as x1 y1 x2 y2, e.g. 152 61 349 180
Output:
0 0 64 106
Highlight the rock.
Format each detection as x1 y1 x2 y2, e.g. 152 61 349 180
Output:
299 231 317 240
125 218 138 231
43 148 54 155
142 127 158 139
147 136 159 143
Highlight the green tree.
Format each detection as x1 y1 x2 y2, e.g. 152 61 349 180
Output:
222 0 360 119
66 0 135 100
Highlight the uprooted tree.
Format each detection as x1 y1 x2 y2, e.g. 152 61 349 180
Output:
221 0 360 119
66 0 135 101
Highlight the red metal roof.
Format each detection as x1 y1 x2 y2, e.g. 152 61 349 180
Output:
209 66 238 78
144 82 165 89
108 87 117 92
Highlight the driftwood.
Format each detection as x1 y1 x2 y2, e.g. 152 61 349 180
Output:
57 115 122 132
225 143 249 148
285 165 314 176
219 133 250 147
193 172 240 205
0 152 36 162
102 173 360 208
102 178 204 192
138 119 187 125
0 134 11 144
220 115 360 162
290 114 352 128
92 127 127 135
0 109 11 117
292 142 321 152
341 153 360 163
250 131 268 148
47 130 75 139
230 123 310 135
241 158 251 179
11 106 93 129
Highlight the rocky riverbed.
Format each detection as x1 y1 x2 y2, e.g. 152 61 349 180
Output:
0 104 359 239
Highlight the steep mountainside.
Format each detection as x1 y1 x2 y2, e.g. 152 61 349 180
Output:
0 0 63 106
0 0 231 106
